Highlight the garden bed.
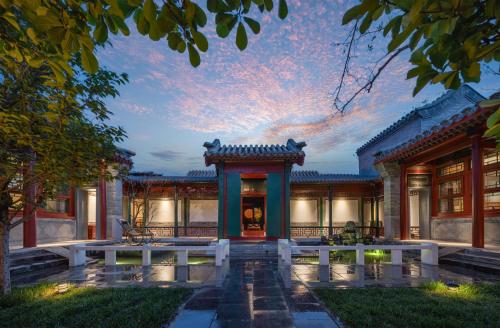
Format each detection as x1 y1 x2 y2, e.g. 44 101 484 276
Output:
0 283 191 328
315 282 500 328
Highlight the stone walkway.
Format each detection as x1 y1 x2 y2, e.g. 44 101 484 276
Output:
168 259 339 328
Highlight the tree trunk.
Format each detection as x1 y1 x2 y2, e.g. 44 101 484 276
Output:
0 221 11 295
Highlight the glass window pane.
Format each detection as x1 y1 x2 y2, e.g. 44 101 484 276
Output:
439 162 464 176
484 170 500 189
439 199 449 213
453 197 463 212
439 179 462 196
241 179 266 193
484 151 500 165
485 192 500 210
439 197 463 213
42 199 68 213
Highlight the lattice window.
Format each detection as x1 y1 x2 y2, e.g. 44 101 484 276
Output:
439 162 464 176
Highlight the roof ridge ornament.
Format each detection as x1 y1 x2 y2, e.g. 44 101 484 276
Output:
286 139 307 151
203 139 221 153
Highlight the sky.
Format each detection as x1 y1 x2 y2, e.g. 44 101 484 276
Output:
98 0 499 176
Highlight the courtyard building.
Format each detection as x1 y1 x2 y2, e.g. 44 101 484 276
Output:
12 85 499 248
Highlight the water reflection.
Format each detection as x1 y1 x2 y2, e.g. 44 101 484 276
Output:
279 263 442 288
58 262 229 288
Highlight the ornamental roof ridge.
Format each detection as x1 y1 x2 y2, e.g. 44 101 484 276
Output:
374 103 495 163
203 139 307 166
356 84 485 155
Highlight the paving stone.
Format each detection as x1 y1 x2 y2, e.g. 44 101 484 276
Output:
167 310 215 328
216 304 251 320
292 312 340 328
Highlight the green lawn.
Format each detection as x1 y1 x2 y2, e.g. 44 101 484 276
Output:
315 282 500 328
0 283 191 328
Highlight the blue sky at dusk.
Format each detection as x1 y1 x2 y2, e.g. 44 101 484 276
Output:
98 0 499 175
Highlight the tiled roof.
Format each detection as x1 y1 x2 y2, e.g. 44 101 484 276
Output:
125 174 216 184
375 101 498 163
356 85 485 154
203 139 306 166
125 169 378 184
291 170 379 183
187 170 216 177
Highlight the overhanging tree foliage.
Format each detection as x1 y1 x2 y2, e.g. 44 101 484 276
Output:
0 58 128 294
0 0 288 81
335 0 499 140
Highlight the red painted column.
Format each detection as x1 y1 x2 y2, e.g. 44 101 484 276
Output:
471 135 484 248
400 162 409 240
98 174 107 240
22 162 37 248
22 186 37 248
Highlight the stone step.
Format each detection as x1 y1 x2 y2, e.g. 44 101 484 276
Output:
446 253 500 266
10 253 62 267
229 242 278 260
439 257 500 274
463 248 500 259
12 265 68 285
10 258 68 276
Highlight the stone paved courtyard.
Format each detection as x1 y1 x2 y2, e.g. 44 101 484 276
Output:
23 251 500 328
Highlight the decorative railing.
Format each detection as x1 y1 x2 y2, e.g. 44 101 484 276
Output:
146 225 218 238
410 226 420 239
291 226 384 238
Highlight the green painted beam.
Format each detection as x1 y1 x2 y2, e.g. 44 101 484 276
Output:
227 172 241 237
217 164 224 239
267 173 283 238
284 164 291 239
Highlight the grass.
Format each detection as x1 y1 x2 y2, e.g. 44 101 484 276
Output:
0 283 191 328
315 282 500 328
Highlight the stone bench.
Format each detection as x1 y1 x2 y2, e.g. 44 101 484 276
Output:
278 239 438 266
69 239 230 267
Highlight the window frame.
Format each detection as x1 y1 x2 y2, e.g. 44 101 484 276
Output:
483 151 500 215
434 159 468 217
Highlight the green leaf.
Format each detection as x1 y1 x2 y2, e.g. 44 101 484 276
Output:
342 5 362 25
177 40 186 53
480 99 500 110
207 0 218 12
36 7 48 16
464 62 480 81
236 22 248 51
26 27 38 43
192 31 208 52
157 12 175 33
487 108 500 129
444 71 458 89
136 14 150 35
431 71 453 84
484 123 500 138
81 47 98 73
216 24 230 38
167 32 181 50
188 43 201 67
244 17 260 34
359 14 372 34
148 20 163 41
113 16 130 36
93 21 108 43
278 0 288 19
413 70 437 96
194 4 207 27
264 0 273 11
143 0 157 22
